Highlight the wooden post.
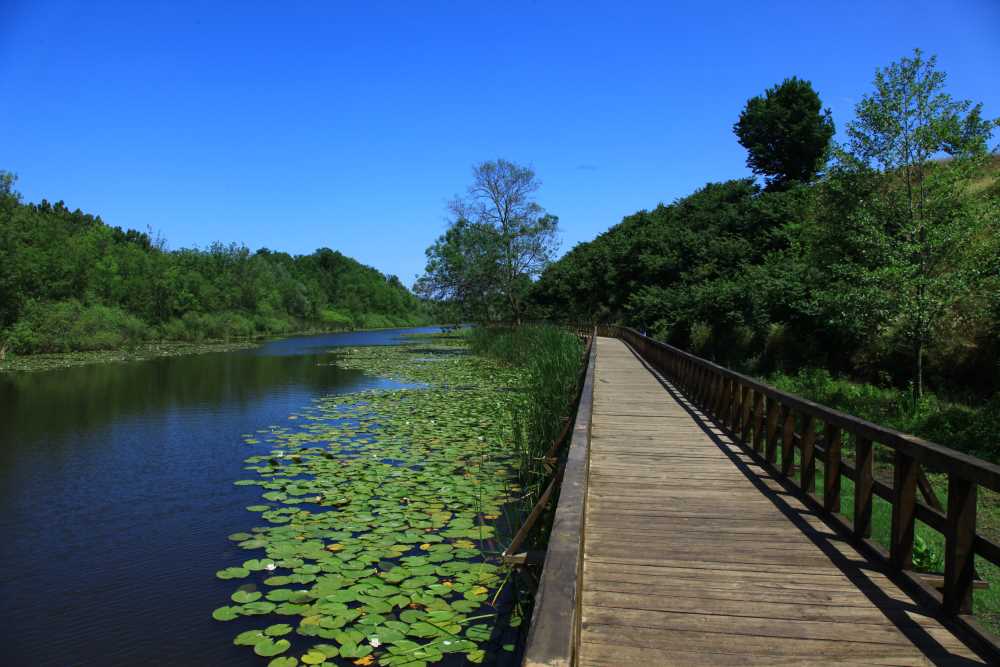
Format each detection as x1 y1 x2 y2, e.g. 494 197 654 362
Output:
751 392 765 453
715 377 727 425
891 451 918 571
715 375 729 427
854 438 874 539
702 371 713 413
713 376 725 421
765 398 780 465
781 407 796 477
800 415 816 494
702 369 712 410
726 378 741 430
739 387 753 446
943 476 977 615
823 426 842 514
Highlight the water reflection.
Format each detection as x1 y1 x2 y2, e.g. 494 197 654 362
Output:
0 327 442 666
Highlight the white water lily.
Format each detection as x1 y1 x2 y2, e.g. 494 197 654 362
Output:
369 636 381 647
264 562 276 571
478 436 484 441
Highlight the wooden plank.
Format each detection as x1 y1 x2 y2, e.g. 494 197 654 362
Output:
890 450 918 570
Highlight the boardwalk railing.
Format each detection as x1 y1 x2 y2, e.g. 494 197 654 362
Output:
601 324 1000 657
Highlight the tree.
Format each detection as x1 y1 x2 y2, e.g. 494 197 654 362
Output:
734 77 835 189
418 159 559 323
839 49 999 397
415 218 505 322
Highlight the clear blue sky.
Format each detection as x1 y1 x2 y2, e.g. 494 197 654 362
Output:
2 1 998 286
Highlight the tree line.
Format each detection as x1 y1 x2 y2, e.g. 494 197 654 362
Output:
528 50 999 401
0 177 428 354
413 51 1000 458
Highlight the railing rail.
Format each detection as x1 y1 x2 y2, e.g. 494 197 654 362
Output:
601 324 1000 658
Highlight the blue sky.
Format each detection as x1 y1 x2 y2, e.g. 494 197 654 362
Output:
2 1 998 285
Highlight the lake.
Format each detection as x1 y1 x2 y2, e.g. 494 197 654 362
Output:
0 327 446 666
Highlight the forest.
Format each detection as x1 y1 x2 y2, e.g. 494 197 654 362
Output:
529 51 1000 460
0 174 428 355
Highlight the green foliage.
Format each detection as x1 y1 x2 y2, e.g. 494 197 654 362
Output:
912 534 944 573
417 159 559 323
7 300 150 353
766 368 1000 461
0 185 429 353
531 50 1000 408
837 48 1000 396
734 76 835 189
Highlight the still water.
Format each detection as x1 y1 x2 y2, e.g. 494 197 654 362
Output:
0 327 444 666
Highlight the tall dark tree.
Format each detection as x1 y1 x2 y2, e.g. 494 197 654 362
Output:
734 77 835 189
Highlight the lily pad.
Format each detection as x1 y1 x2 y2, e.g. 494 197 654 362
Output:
231 590 261 604
253 638 291 657
211 606 240 621
264 623 293 637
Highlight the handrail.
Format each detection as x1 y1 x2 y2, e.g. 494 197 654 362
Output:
601 324 1000 658
521 328 597 667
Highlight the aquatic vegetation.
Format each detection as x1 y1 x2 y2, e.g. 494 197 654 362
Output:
215 340 528 665
0 339 258 373
467 326 585 533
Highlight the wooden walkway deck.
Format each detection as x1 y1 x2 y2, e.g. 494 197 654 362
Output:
577 336 987 666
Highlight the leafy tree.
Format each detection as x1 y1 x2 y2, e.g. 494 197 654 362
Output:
419 159 559 323
734 77 835 189
839 49 999 397
415 218 504 321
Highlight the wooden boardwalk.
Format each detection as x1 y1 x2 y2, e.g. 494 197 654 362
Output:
577 337 987 666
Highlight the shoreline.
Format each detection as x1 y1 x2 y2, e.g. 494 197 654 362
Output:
0 323 454 374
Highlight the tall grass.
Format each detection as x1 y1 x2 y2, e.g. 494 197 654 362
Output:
469 325 584 512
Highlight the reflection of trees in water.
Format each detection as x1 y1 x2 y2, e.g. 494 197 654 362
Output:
0 350 367 445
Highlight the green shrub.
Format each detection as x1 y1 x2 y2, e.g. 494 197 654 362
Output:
766 368 1000 462
6 300 150 353
319 308 354 330
689 321 712 354
254 314 296 335
158 318 192 341
354 313 395 330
